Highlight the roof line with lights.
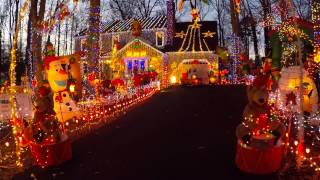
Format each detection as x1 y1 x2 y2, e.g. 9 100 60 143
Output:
115 38 164 58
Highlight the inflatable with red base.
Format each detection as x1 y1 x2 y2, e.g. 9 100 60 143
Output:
30 134 72 168
235 140 283 174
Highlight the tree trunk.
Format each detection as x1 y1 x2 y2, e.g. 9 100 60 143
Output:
65 20 68 54
25 15 32 84
9 0 13 51
230 0 240 36
279 0 288 19
70 15 74 53
30 0 46 86
87 0 101 93
261 0 271 57
0 30 2 67
246 0 259 64
58 23 61 56
216 0 224 47
14 0 19 65
251 23 259 63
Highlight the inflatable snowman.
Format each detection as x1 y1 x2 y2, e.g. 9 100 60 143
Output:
44 42 80 122
277 66 318 114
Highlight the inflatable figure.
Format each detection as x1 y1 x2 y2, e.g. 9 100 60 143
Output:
44 42 80 122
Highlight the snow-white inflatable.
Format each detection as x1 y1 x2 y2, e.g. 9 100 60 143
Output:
277 66 318 113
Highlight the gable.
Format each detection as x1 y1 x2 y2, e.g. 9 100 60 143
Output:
115 38 164 59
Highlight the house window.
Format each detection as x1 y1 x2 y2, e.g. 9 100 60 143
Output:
156 32 164 47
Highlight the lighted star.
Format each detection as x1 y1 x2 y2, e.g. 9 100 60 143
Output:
175 31 186 39
202 31 216 38
192 21 202 29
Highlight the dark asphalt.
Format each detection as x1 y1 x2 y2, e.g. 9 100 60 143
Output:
13 86 278 180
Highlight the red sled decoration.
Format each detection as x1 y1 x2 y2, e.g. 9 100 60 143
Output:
235 140 283 174
30 134 72 168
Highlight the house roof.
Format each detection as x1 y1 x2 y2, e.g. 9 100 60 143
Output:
77 16 167 37
114 38 164 58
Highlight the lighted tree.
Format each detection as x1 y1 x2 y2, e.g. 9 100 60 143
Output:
86 0 101 94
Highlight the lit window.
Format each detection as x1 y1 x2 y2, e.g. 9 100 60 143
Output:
156 32 164 47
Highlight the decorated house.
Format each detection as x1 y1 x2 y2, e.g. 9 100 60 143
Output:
75 0 219 88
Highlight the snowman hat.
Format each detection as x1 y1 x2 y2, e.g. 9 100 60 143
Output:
44 56 59 70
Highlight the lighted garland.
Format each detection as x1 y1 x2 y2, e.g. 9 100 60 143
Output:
64 82 159 136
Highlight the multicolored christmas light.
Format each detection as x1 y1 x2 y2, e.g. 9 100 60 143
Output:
313 0 320 63
227 34 241 84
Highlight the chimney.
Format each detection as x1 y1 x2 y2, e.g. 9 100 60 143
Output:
166 0 175 47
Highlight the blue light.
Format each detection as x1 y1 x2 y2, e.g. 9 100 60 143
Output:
128 61 132 70
140 61 145 71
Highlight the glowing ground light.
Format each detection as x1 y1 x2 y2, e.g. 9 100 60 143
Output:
209 77 216 84
69 84 76 93
306 148 310 154
170 76 177 84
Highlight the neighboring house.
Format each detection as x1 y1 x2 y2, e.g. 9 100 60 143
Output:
75 0 219 88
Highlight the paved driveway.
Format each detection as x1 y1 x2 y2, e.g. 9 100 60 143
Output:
14 86 278 180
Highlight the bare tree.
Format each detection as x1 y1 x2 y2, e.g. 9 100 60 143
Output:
25 13 32 83
108 0 165 20
210 0 228 47
230 0 240 35
259 0 272 57
57 23 61 56
0 1 9 66
108 0 136 19
243 0 259 62
136 0 162 18
64 20 68 54
292 0 312 20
